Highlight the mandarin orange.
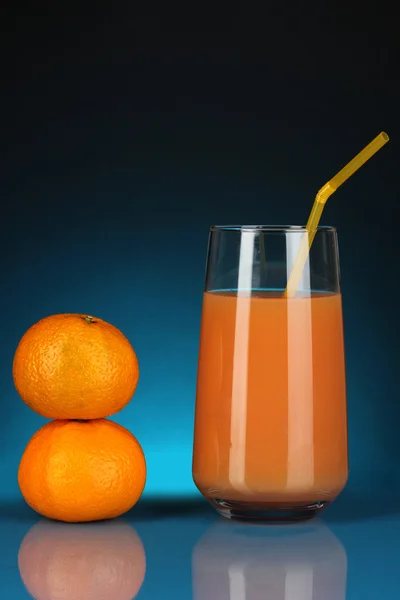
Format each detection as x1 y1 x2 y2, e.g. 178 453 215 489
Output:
12 313 139 419
18 419 146 522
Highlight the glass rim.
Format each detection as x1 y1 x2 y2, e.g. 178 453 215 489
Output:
209 224 337 233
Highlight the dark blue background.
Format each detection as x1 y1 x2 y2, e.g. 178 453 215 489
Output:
1 8 399 509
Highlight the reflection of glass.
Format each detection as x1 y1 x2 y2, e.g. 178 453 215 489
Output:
192 519 347 600
18 520 146 600
193 226 348 521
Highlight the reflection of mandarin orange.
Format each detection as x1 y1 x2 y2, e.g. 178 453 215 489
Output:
18 419 146 522
18 520 146 600
12 313 139 420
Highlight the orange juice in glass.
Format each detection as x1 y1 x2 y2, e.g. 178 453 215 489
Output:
192 225 348 521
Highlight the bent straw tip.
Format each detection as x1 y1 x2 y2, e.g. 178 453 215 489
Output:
380 131 389 142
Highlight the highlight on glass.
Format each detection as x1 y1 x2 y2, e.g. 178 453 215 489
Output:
192 225 348 521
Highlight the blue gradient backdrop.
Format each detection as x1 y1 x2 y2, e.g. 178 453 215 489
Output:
1 13 399 510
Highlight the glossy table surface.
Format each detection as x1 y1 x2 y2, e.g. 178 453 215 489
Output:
0 496 398 599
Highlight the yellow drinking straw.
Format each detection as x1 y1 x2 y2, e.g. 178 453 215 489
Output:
284 131 389 297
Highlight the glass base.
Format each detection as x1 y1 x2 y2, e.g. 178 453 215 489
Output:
208 498 329 523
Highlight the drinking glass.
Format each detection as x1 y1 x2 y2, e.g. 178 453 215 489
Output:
192 225 348 522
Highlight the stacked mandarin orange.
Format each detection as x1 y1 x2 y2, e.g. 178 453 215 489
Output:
12 314 146 522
